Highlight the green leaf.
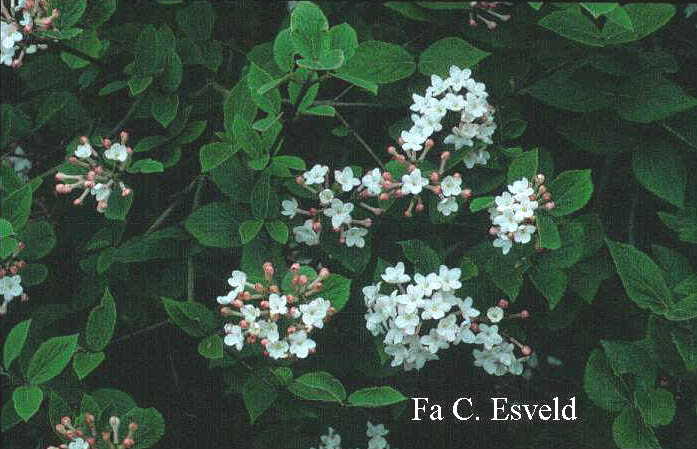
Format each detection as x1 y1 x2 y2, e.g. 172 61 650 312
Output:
507 149 539 184
161 51 183 93
606 239 672 314
273 28 295 73
234 116 266 162
557 115 641 154
200 142 236 172
27 334 79 385
239 219 264 244
290 1 330 60
18 220 56 260
151 94 179 128
126 159 164 174
671 327 697 371
583 349 628 412
134 135 169 153
616 74 697 123
12 386 43 422
53 0 87 28
330 72 378 95
665 295 697 321
3 320 31 370
72 351 105 380
134 25 163 76
60 29 102 69
330 23 358 60
569 256 615 303
172 120 207 145
634 387 675 427
536 222 584 269
418 37 489 77
122 407 165 448
581 3 618 18
198 335 223 360
248 63 282 114
612 408 660 449
288 372 346 403
251 174 273 219
600 340 656 386
547 169 593 216
469 196 495 213
347 386 407 408
605 7 634 30
104 190 134 221
243 376 277 424
185 202 245 248
658 208 697 243
1 184 32 229
128 76 153 96
176 1 215 41
529 266 567 309
399 240 443 273
264 220 289 244
339 40 415 84
320 274 352 312
297 49 345 71
303 105 336 117
85 288 117 351
536 214 561 250
162 298 217 338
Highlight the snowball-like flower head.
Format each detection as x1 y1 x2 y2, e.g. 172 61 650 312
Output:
303 164 328 185
281 198 299 218
345 227 368 248
401 169 429 195
400 128 425 152
104 143 129 162
382 262 411 284
335 167 360 192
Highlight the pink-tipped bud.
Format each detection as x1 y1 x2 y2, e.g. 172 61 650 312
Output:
404 210 412 218
102 432 110 441
260 338 269 347
312 221 322 232
395 189 404 198
12 59 22 70
497 299 509 309
66 430 75 439
102 138 111 149
123 438 134 448
415 203 424 213
97 200 108 210
407 164 416 173
260 300 269 309
309 208 317 216
129 422 138 432
295 175 304 185
314 281 323 291
398 136 405 146
94 166 103 174
462 188 472 199
16 260 26 270
61 417 71 427
429 172 439 183
86 171 95 181
299 275 308 285
453 172 461 180
291 263 300 273
263 262 274 275
292 275 300 286
286 294 295 304
425 138 434 150
382 172 393 182
0 268 5 278
364 218 373 227
239 320 249 329
68 156 78 164
20 293 29 302
536 174 545 184
378 193 390 201
254 282 264 292
387 145 397 155
489 227 499 236
521 346 532 356
520 310 530 319
544 201 555 210
126 147 133 155
79 136 89 145
470 322 480 333
75 430 84 437
55 172 64 181
120 131 129 143
542 192 551 201
269 285 279 294
537 185 547 195
328 306 336 316
247 335 257 344
16 242 25 252
233 299 243 308
360 189 371 198
431 185 442 196
220 307 232 316
338 235 346 244
396 154 406 164
87 438 96 446
440 151 451 160
24 24 32 33
119 188 130 197
73 198 83 206
319 267 330 279
287 325 297 334
55 424 65 434
468 17 477 27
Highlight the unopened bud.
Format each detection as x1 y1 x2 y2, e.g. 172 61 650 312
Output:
520 310 530 319
295 175 304 185
269 285 279 294
544 201 555 210
290 263 300 273
521 346 532 356
536 174 545 184
497 299 509 309
440 151 451 160
462 188 472 199
425 139 434 149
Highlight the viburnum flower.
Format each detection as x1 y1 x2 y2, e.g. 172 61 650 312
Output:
364 263 530 374
54 133 137 214
1 0 56 68
304 164 329 185
324 198 354 229
49 414 139 449
335 167 361 192
401 169 429 195
293 219 320 246
0 242 30 316
218 262 336 361
345 227 368 248
310 422 396 449
488 174 555 254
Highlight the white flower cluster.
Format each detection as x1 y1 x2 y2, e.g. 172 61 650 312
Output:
218 262 335 361
488 175 554 255
283 164 381 248
310 422 396 449
1 0 55 67
51 414 138 449
0 241 28 316
54 133 134 214
364 262 528 375
402 65 495 169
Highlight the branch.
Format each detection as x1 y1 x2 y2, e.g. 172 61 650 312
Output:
334 110 385 169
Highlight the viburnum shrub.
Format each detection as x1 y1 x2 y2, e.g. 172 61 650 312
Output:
1 2 696 449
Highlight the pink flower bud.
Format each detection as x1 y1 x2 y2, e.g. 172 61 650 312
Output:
102 138 111 149
431 185 442 196
123 438 134 448
309 208 317 216
312 221 322 232
286 295 295 304
84 181 95 188
440 151 451 160
338 235 346 244
521 346 532 356
537 185 547 195
73 198 83 206
378 193 390 201
61 417 71 427
386 145 397 155
269 284 279 294
542 192 551 201
120 131 129 143
68 156 78 164
398 137 405 146
520 310 530 319
126 147 133 155
121 188 132 197
94 166 103 174
364 218 373 227
20 293 29 302
254 282 264 292
239 320 249 329
462 189 472 199
128 422 138 432
287 325 297 334
261 338 269 347
404 210 412 218
314 281 323 291
396 154 406 164
299 275 308 285
395 189 404 198
415 203 424 213
9 265 17 275
468 17 477 27
489 227 499 236
407 164 416 173
263 262 274 275
536 174 545 184
220 307 231 315
291 263 300 273
319 267 330 279
544 201 555 210
260 301 269 309
425 139 434 150
295 175 304 185
12 59 22 70
382 172 393 182
497 299 509 309
233 299 243 308
470 322 480 333
292 275 300 286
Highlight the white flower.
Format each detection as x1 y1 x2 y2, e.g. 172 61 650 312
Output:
268 294 288 315
420 329 449 354
437 197 458 216
443 128 473 150
334 167 361 192
487 306 504 323
293 219 319 246
223 325 244 350
299 297 331 328
430 74 450 96
400 128 425 152
382 262 410 284
396 283 425 314
1 22 21 66
75 143 93 159
401 169 429 195
475 324 503 350
413 272 441 296
508 177 534 201
449 65 472 91
464 92 489 118
421 292 452 320
441 92 466 111
513 224 536 244
385 343 409 367
361 168 383 196
324 198 354 229
320 427 341 449
513 197 538 221
345 227 368 248
281 198 299 218
68 437 90 449
318 188 334 205
267 338 289 359
493 209 519 233
395 311 419 334
495 192 516 212
288 330 316 358
228 270 247 289
440 175 462 197
258 320 279 341
493 233 513 255
363 282 382 305
104 143 129 162
0 275 22 301
216 291 234 305
241 304 260 323
457 296 481 321
438 265 461 292
90 183 112 202
437 314 460 341
367 421 389 439
303 164 328 185
410 92 435 114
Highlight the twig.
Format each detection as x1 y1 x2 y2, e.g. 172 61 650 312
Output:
627 184 640 246
313 101 400 108
110 96 144 136
187 178 205 302
334 110 385 169
110 320 170 345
